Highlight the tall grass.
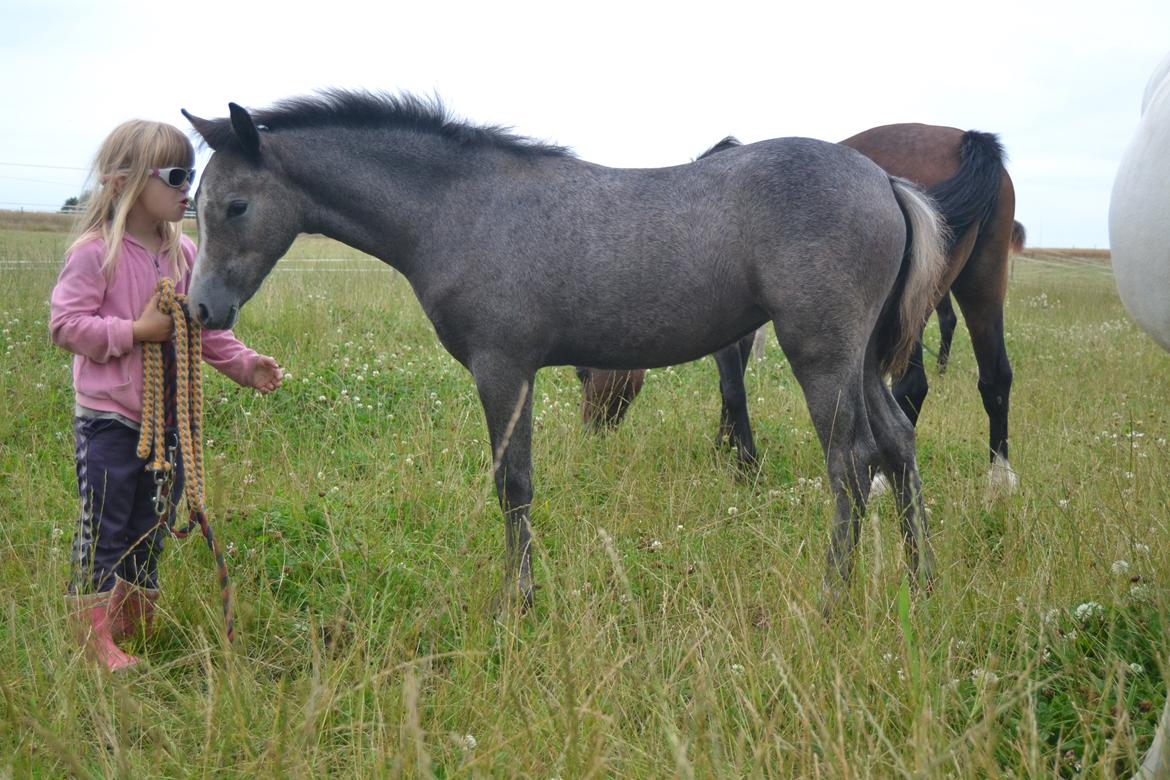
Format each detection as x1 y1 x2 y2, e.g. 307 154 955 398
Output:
1 221 1167 777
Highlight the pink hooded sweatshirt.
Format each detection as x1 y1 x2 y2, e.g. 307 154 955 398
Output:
50 233 260 423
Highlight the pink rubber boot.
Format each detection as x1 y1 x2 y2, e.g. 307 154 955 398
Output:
111 578 160 642
67 591 140 672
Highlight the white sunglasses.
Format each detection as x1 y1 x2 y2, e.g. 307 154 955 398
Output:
151 167 196 188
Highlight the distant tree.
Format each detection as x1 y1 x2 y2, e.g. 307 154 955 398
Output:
61 191 91 213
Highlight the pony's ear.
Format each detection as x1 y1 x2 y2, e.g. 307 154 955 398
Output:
182 108 221 150
228 102 261 160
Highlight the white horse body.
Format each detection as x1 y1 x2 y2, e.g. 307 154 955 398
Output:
1110 50 1170 352
1111 49 1170 780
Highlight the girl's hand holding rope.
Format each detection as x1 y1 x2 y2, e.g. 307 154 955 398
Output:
132 293 174 343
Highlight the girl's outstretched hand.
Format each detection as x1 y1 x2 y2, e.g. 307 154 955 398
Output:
250 355 284 394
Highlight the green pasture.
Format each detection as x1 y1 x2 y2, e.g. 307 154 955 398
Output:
1 218 1167 777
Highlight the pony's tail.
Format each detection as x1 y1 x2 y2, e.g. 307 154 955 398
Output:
877 178 949 378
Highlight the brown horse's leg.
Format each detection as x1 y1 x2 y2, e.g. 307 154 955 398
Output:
935 292 959 374
950 184 1017 494
577 368 646 431
714 332 759 468
890 339 929 426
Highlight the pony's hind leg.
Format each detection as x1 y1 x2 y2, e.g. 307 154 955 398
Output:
865 365 936 590
782 347 881 608
473 355 538 609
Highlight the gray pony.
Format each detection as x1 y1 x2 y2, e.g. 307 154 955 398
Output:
182 91 947 609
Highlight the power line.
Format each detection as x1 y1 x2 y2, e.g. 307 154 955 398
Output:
0 162 89 171
0 175 82 186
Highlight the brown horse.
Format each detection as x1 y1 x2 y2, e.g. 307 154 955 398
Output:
579 123 1019 491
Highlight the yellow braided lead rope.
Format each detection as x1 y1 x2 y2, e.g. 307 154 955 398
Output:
136 278 234 642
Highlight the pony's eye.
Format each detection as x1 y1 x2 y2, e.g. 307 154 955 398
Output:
227 200 248 218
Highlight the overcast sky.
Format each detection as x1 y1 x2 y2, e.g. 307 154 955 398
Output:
2 0 1167 248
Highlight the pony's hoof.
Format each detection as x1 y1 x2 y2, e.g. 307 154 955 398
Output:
986 454 1019 501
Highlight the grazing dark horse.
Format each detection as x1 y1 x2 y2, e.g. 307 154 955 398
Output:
581 124 1018 493
935 219 1024 373
182 92 947 606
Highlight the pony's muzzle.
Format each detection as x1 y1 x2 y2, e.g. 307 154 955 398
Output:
194 301 239 330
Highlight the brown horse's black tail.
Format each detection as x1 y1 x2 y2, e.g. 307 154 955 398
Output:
928 130 1007 251
1010 219 1027 254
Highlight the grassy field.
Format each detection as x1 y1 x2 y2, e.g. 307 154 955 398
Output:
1 213 1168 777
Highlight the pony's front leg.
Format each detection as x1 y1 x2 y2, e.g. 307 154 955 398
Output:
472 356 537 610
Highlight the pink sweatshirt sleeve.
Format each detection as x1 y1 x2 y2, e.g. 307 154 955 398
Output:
49 242 135 362
201 328 260 387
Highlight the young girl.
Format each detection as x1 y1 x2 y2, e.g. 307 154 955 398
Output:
50 120 283 671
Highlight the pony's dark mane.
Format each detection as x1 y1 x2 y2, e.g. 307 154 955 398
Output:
697 136 742 160
198 89 573 158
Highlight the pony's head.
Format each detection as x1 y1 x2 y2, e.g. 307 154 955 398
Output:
183 103 304 329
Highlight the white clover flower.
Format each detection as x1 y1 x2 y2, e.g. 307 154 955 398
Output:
404 457 413 466
881 652 896 663
1074 602 1103 622
649 540 662 551
971 669 999 686
1130 662 1145 675
1041 608 1062 626
675 524 684 531
1130 584 1151 602
318 395 327 402
731 663 745 674
727 506 738 516
1058 499 1069 509
1111 560 1130 576
462 734 477 750
1134 543 1151 555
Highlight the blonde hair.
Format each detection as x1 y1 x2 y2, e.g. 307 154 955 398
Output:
68 120 194 278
